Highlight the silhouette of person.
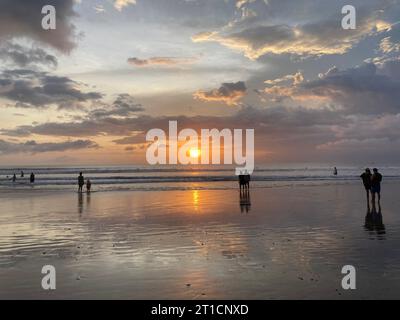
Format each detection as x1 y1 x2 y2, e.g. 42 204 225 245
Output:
20 171 24 178
371 168 382 206
244 170 250 190
78 172 85 193
86 179 92 193
12 174 16 182
238 171 251 190
238 171 245 190
333 167 338 176
360 168 372 203
30 172 35 183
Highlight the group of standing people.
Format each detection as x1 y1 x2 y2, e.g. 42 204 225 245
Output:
78 172 92 193
238 172 251 190
360 168 383 207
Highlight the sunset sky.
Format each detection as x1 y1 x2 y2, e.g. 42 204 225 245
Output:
0 0 400 166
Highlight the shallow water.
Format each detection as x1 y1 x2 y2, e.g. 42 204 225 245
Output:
1 165 400 192
0 182 400 299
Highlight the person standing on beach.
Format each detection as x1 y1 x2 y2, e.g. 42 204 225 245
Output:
360 168 372 203
78 172 85 193
21 171 24 178
371 168 383 206
86 179 92 193
30 172 35 183
333 167 338 176
12 174 16 182
244 171 251 189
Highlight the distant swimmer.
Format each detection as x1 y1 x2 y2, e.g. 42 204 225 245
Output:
86 179 92 193
78 172 85 193
360 168 372 203
333 167 338 176
30 172 35 183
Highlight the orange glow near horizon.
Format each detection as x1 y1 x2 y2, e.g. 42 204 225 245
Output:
189 148 201 159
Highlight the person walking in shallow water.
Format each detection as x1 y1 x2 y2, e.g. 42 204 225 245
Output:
30 172 35 183
78 172 85 193
360 168 372 204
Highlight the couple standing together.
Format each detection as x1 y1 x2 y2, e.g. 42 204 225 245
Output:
78 172 92 193
360 168 382 207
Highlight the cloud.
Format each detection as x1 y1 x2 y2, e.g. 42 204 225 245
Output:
0 139 99 155
0 104 353 163
0 0 78 53
113 132 146 145
260 60 400 114
113 0 136 11
94 5 106 13
0 42 58 68
297 61 400 114
0 69 103 109
10 102 400 162
192 12 391 59
89 94 144 119
0 105 344 140
264 72 304 86
379 36 400 53
127 56 196 67
193 81 247 105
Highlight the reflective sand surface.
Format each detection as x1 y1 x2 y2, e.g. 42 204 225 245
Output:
1 182 400 299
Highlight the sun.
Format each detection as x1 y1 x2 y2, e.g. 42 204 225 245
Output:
189 148 201 158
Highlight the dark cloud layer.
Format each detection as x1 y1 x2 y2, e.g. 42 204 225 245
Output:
299 60 400 114
0 0 78 52
0 104 343 138
0 69 103 109
0 139 98 155
194 81 247 105
88 94 144 119
0 42 58 68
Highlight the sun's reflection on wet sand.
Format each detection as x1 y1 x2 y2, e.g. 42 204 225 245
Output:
192 190 200 211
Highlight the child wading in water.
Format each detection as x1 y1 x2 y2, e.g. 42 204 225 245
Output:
86 179 92 193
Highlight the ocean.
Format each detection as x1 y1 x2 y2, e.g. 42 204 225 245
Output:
1 165 399 192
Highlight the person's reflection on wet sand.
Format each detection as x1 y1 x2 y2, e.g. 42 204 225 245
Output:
364 201 385 238
78 192 84 216
239 189 251 213
86 191 91 208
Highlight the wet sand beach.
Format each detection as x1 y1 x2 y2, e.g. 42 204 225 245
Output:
1 181 400 299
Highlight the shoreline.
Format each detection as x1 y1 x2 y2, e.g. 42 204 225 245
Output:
0 178 399 196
